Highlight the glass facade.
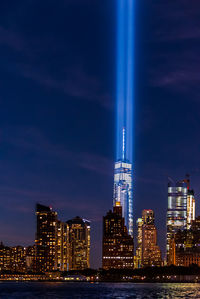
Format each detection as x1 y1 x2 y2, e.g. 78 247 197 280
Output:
187 190 195 229
166 181 187 263
113 161 133 236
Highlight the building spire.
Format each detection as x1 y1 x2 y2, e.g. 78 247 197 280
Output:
122 127 126 161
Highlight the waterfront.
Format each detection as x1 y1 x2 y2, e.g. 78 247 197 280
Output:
0 282 200 298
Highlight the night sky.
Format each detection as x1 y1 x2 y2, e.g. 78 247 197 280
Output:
0 0 200 268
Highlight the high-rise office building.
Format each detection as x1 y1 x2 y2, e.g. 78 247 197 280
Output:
113 161 133 235
187 189 195 229
142 223 162 267
67 217 90 270
113 0 135 237
135 218 143 268
171 217 200 267
183 177 196 229
57 220 69 271
142 209 154 225
135 210 162 267
166 178 196 264
166 180 187 264
102 203 134 270
35 204 58 272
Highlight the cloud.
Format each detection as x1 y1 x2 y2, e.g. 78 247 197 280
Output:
150 69 200 90
151 1 200 42
2 126 112 177
145 2 200 101
78 152 112 176
148 49 200 102
0 183 106 228
0 24 112 109
17 65 112 108
154 27 200 42
0 184 105 249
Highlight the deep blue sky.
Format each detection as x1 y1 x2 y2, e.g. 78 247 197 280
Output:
0 0 200 268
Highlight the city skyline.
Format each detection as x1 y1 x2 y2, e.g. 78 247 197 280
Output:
0 0 200 269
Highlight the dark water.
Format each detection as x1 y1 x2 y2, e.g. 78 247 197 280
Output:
0 282 199 298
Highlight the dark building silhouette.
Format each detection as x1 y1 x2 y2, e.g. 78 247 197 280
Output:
102 203 134 269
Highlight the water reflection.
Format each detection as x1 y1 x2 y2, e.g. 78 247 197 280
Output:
0 282 199 298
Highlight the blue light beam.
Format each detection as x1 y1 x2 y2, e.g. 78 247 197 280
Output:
116 0 135 163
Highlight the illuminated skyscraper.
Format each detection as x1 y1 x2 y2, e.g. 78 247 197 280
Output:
57 220 69 271
136 210 162 268
183 177 195 229
67 217 90 270
35 204 58 272
142 209 154 225
166 180 187 264
142 223 162 267
166 178 196 264
113 0 135 237
187 189 195 230
135 218 143 268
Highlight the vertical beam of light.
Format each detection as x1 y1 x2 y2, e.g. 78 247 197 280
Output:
126 0 134 163
114 0 135 236
116 0 126 161
116 0 135 163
